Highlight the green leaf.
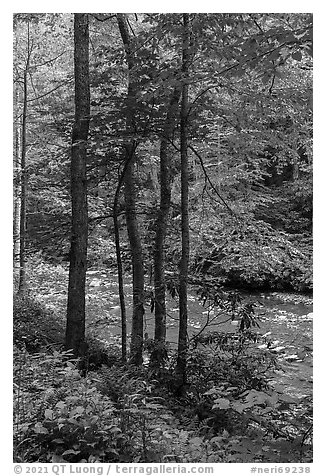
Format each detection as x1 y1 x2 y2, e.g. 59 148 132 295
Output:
204 387 218 396
62 449 81 456
51 455 67 463
34 422 49 434
189 436 204 446
209 436 222 447
213 398 231 410
67 417 81 426
69 406 85 418
55 401 66 409
232 402 247 413
44 409 53 419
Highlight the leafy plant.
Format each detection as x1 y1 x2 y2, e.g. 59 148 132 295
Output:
13 348 126 463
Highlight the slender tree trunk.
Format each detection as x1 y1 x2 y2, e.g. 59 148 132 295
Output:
113 167 128 363
18 70 28 294
18 23 32 295
66 14 90 359
124 149 145 365
117 14 145 365
13 190 21 272
152 86 181 364
13 97 21 274
176 13 191 389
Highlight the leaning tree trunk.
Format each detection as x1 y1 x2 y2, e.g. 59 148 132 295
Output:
117 14 145 365
176 13 191 390
152 85 181 364
65 13 90 359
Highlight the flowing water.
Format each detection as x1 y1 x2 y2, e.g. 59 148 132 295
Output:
85 271 313 399
37 268 312 400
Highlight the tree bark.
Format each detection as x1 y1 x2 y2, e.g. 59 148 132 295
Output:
152 85 181 364
176 13 191 389
117 14 145 365
65 14 90 359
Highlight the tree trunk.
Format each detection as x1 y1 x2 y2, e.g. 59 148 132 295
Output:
113 167 128 363
13 90 21 275
65 14 90 359
124 149 145 365
152 86 181 364
176 13 191 389
18 23 32 295
117 14 144 365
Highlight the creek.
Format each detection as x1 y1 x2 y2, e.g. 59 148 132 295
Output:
35 267 312 400
85 271 313 400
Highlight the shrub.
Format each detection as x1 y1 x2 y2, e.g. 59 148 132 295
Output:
13 348 127 463
84 337 122 371
187 331 276 397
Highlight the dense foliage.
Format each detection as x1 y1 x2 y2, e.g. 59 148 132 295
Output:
13 13 312 292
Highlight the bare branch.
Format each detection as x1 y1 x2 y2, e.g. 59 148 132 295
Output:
31 50 67 69
27 80 72 103
188 144 234 215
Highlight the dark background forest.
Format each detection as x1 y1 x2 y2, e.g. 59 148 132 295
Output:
12 12 313 465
